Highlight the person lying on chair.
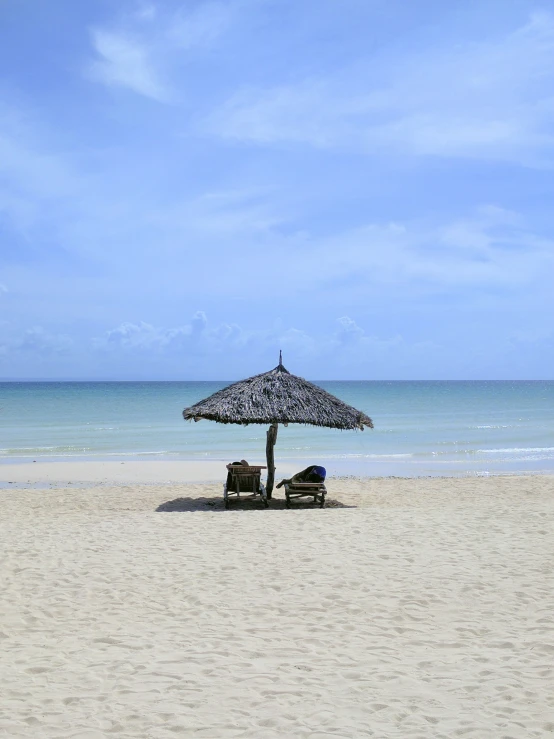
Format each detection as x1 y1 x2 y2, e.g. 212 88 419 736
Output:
276 465 326 488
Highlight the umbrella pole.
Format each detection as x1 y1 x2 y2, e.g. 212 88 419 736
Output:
265 423 278 498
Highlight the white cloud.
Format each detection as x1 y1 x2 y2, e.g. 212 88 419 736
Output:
2 308 550 379
205 80 348 148
191 310 208 335
99 321 192 351
95 313 225 354
16 327 73 355
73 194 552 308
267 206 554 299
88 29 170 101
0 313 392 378
279 328 318 359
93 312 408 368
86 1 238 101
0 283 7 295
205 11 554 165
336 316 364 344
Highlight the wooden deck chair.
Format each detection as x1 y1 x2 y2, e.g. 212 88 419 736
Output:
279 465 327 508
284 481 327 508
224 462 268 509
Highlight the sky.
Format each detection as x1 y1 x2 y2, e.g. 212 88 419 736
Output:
1 0 553 380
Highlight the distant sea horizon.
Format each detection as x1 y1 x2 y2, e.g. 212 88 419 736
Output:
1 380 553 478
0 375 554 385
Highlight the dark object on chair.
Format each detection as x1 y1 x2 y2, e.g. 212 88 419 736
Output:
276 465 326 487
224 461 268 509
276 465 327 508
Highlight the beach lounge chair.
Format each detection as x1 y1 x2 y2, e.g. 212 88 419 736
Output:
224 461 268 509
276 465 327 508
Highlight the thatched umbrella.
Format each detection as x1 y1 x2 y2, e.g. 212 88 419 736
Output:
182 353 373 496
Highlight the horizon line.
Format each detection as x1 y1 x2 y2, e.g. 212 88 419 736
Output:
0 378 552 383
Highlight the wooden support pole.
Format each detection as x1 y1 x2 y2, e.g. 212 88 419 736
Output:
265 423 278 497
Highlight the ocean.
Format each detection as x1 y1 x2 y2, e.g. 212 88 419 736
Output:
1 381 553 477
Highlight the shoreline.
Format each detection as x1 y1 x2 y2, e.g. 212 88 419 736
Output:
0 459 298 486
2 458 554 488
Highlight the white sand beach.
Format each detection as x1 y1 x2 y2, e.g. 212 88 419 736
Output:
1 466 553 738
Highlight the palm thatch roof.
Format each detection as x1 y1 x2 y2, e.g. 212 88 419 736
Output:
182 361 373 431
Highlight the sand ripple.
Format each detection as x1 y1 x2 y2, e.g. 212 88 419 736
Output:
0 476 553 737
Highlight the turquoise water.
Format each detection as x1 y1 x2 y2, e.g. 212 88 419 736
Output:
1 381 553 477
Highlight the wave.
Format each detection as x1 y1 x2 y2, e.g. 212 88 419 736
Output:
473 425 512 429
478 447 554 454
0 448 176 458
0 446 91 455
285 453 415 459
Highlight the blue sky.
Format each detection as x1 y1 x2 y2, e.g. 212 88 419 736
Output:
1 0 553 380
